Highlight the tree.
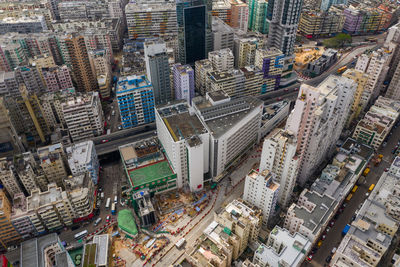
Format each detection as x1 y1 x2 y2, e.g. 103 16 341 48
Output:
323 33 352 48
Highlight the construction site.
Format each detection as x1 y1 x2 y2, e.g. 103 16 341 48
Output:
294 46 326 73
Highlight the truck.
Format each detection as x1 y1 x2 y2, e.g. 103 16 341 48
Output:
111 203 116 215
363 168 370 176
105 198 111 209
342 224 351 236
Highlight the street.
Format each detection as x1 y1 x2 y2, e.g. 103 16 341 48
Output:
59 161 125 246
153 143 263 267
303 122 400 267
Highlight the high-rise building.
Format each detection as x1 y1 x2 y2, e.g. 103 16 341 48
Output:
253 226 311 267
0 41 26 72
0 188 21 250
247 0 268 33
0 71 19 97
342 68 369 125
8 85 51 144
320 0 347 12
116 75 155 129
298 9 345 37
37 143 67 189
259 129 299 207
194 59 214 95
15 65 45 94
208 48 234 71
230 0 249 32
387 64 400 101
0 16 47 35
66 140 99 185
14 152 42 194
144 39 172 105
266 0 303 56
156 101 209 191
243 169 279 226
353 97 400 150
88 49 112 99
355 48 392 106
211 17 234 52
0 97 23 158
286 75 356 185
192 92 263 180
255 47 284 92
172 63 195 104
61 92 104 142
177 0 212 65
125 1 177 40
42 66 74 92
0 158 23 198
233 32 264 68
64 34 98 93
206 67 263 98
27 183 74 230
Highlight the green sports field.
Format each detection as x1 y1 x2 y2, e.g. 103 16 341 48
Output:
129 160 174 186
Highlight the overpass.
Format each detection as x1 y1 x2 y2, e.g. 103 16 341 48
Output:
95 88 300 156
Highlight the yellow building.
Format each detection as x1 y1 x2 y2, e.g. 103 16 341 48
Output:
0 189 21 250
342 68 369 125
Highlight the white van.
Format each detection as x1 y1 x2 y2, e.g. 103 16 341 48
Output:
114 196 118 203
94 218 102 226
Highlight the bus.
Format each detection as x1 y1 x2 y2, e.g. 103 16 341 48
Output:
111 203 116 215
74 230 88 240
369 184 375 192
176 238 186 249
337 66 347 74
351 185 358 193
346 193 353 202
105 198 111 209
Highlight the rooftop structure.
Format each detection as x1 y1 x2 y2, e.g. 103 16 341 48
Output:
253 226 311 267
120 138 177 194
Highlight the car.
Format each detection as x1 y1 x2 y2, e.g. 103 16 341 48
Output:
366 192 370 197
106 216 110 223
385 168 389 172
334 214 339 220
341 203 347 208
294 87 300 91
326 255 332 263
325 227 330 233
329 220 335 227
101 139 109 144
383 142 387 147
307 255 313 261
284 88 289 91
331 247 337 254
118 126 122 130
351 214 357 221
276 97 283 101
321 235 326 240
311 247 318 254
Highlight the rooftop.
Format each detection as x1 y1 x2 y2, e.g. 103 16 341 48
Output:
20 233 60 267
255 226 311 267
291 190 335 233
193 96 263 138
66 140 94 167
158 101 207 145
116 75 152 94
128 160 174 188
92 235 109 266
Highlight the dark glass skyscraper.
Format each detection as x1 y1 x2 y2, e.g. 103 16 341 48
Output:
177 0 212 65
